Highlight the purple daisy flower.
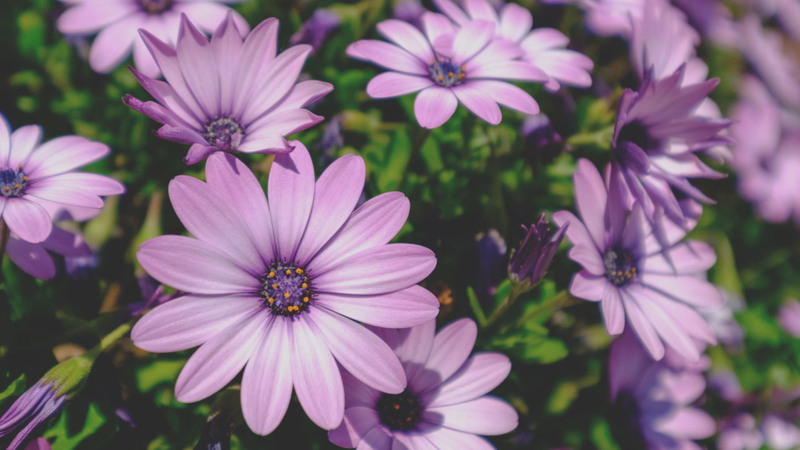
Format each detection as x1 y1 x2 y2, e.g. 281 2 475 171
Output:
608 329 716 449
0 114 124 246
540 0 644 38
290 9 341 52
123 14 333 164
778 299 800 338
762 414 800 450
553 159 720 361
718 413 764 450
56 0 250 79
611 65 730 227
131 145 439 435
347 15 547 128
328 318 518 449
431 0 594 92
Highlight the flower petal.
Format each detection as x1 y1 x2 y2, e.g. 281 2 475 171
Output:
6 238 55 280
573 159 607 250
640 273 723 308
466 80 539 115
88 15 139 74
232 18 279 116
175 313 266 403
414 87 458 129
569 270 607 301
3 198 52 244
328 407 381 448
57 1 139 34
452 20 495 66
316 285 439 328
24 137 109 179
241 45 313 125
413 318 477 392
500 3 533 42
452 83 501 125
423 426 494 449
601 285 625 335
425 396 518 435
620 287 665 360
428 353 511 407
394 319 437 379
377 19 436 63
268 141 315 261
352 40 428 75
8 125 43 169
367 73 434 98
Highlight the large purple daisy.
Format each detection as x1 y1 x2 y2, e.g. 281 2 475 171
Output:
612 65 731 227
608 329 715 449
57 0 250 78
328 318 518 449
553 159 721 361
131 145 439 434
0 114 124 245
432 0 594 92
124 14 333 164
347 15 547 128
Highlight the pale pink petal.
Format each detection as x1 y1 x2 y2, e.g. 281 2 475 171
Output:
424 427 494 449
652 408 716 439
0 114 10 164
268 80 334 113
328 407 381 448
394 319 436 379
24 183 103 209
573 159 607 249
553 211 605 274
210 13 243 116
6 238 56 280
310 192 410 274
430 0 469 25
137 235 260 294
131 294 261 353
640 274 723 308
241 317 294 435
601 285 625 335
175 2 250 37
88 15 139 74
175 313 267 402
268 141 315 260
57 2 139 34
133 31 162 79
422 12 457 42
413 318 477 392
3 198 52 244
24 137 109 179
367 72 434 98
466 81 539 114
500 3 533 42
290 316 345 430
377 19 436 63
309 308 406 394
316 285 439 328
469 61 549 82
8 125 43 168
175 16 219 118
642 241 716 274
414 87 458 129
34 173 124 196
352 40 428 75
452 20 494 66
620 287 665 360
452 84 501 125
569 270 607 301
356 426 394 449
241 45 313 125
464 0 499 22
313 244 436 295
428 353 511 407
232 19 279 116
425 396 518 435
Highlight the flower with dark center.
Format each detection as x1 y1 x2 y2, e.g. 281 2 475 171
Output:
348 16 547 128
330 318 518 448
132 147 439 436
0 168 29 198
376 391 423 431
123 14 332 164
554 159 722 362
615 121 659 156
138 0 173 15
57 1 250 79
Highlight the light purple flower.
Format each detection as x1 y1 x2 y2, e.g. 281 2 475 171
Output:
0 383 67 450
737 16 800 109
0 114 124 246
697 290 745 350
290 9 341 52
738 0 800 42
347 16 546 128
431 0 594 91
608 329 715 449
671 0 738 46
328 318 518 449
540 0 645 38
778 299 800 338
56 0 250 78
123 14 333 164
394 0 427 29
131 145 439 435
762 414 800 450
612 66 730 227
707 369 743 402
718 413 764 450
553 159 720 361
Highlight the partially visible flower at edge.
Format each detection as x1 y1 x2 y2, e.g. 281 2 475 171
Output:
718 413 764 450
290 9 341 52
778 298 800 338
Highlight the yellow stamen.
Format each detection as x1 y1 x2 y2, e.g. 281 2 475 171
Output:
301 283 308 289
285 269 292 275
284 292 291 298
268 298 274 304
268 271 275 278
296 268 304 274
303 297 309 303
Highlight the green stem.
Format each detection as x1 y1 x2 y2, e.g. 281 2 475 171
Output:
85 320 134 360
0 221 9 261
483 281 537 328
514 290 579 328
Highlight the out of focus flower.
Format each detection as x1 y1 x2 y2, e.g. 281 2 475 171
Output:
718 413 764 450
23 438 51 450
509 214 567 290
348 16 545 128
522 114 564 165
778 299 800 338
554 159 720 361
732 76 800 225
762 414 800 450
0 113 124 245
124 14 333 164
608 329 715 449
475 229 506 302
738 16 800 109
329 318 518 448
290 9 341 52
0 355 94 450
56 0 250 78
671 0 737 46
432 0 594 91
540 0 644 37
317 116 344 165
132 149 438 435
612 66 730 227
697 290 745 350
738 0 800 42
394 0 427 28
708 369 743 402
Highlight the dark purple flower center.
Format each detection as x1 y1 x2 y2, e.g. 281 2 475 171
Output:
429 61 466 88
0 168 29 198
138 0 173 14
376 390 423 431
259 263 314 317
617 121 659 153
604 249 638 287
203 117 244 148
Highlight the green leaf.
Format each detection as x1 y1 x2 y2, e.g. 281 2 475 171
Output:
466 286 487 327
136 359 185 394
44 402 110 450
0 374 26 408
590 417 622 450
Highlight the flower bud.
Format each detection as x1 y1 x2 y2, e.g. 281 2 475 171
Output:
509 214 568 289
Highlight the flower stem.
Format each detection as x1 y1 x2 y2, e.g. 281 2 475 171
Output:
483 281 538 328
85 320 134 360
0 221 9 262
514 290 579 328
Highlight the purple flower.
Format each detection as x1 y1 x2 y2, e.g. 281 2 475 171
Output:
541 0 645 37
629 1 699 84
762 414 800 450
0 356 94 450
131 145 439 435
123 14 333 164
431 0 594 92
393 0 427 29
553 159 720 361
737 16 800 109
778 299 800 338
347 16 546 128
508 214 567 288
612 66 730 227
708 369 743 402
697 290 745 350
328 318 518 448
23 438 50 450
290 9 341 52
56 0 250 78
608 329 715 449
475 229 506 302
0 114 124 246
738 0 800 42
671 0 738 46
718 413 764 450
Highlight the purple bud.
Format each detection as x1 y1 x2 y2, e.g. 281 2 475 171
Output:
289 9 341 52
509 214 568 287
474 229 507 302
